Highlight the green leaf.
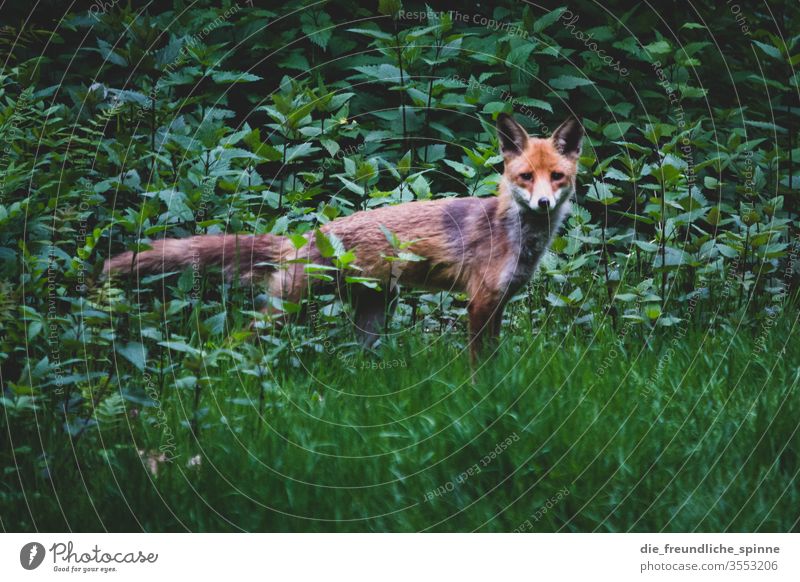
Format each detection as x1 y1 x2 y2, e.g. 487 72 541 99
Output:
156 189 193 222
315 229 335 258
314 230 345 259
301 10 334 51
443 159 476 179
378 0 402 16
644 40 671 55
285 101 317 128
345 276 381 290
586 181 621 205
285 142 320 162
158 341 201 355
603 122 633 140
534 7 568 33
677 84 708 99
604 167 630 181
347 27 395 41
744 120 787 134
397 251 425 262
633 240 659 253
397 150 412 175
752 40 782 60
336 176 365 195
420 144 446 163
115 342 147 371
211 71 262 84
653 247 692 268
410 174 431 198
483 101 511 115
645 304 662 320
353 64 403 82
717 244 740 258
288 233 308 249
549 75 594 90
545 292 568 307
614 293 639 302
515 97 553 113
320 139 340 157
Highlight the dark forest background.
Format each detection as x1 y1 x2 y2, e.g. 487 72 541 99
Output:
1 0 798 532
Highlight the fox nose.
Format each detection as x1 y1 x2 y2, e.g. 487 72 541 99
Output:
537 198 551 211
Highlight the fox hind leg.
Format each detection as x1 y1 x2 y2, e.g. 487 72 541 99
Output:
352 286 398 348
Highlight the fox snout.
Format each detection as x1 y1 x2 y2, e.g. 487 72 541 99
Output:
531 180 567 213
509 178 569 214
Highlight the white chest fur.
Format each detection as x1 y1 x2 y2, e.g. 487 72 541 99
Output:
499 201 570 297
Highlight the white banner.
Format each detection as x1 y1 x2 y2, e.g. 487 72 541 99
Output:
1 534 798 581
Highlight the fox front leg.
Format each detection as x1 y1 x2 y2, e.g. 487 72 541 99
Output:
467 297 503 362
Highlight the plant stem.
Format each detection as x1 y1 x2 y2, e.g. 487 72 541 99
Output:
601 216 617 328
422 37 443 164
656 149 667 309
392 25 407 151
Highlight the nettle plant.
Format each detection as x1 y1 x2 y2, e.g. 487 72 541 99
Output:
0 0 796 441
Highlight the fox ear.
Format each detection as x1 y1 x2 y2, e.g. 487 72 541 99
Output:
552 117 583 159
496 113 529 158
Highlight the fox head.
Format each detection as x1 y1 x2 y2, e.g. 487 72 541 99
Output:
496 113 583 214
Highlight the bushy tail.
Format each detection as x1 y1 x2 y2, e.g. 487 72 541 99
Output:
103 234 284 282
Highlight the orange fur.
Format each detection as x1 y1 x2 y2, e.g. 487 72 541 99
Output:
104 114 583 360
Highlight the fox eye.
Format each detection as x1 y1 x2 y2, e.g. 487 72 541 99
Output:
519 172 533 181
551 171 565 181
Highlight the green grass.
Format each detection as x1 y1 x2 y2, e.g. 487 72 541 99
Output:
3 308 799 532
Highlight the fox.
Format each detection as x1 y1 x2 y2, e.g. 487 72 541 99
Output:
104 113 583 361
